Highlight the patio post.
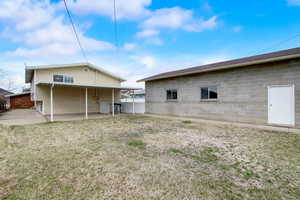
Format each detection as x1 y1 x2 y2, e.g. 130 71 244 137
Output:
85 88 88 119
50 84 54 122
112 88 115 116
132 89 135 114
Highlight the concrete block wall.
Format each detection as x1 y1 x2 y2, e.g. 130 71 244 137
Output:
145 58 300 128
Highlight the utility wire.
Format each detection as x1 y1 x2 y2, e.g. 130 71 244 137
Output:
63 0 88 62
250 33 300 56
113 0 119 48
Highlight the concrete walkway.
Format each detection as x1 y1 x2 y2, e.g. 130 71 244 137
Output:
0 109 47 125
145 114 300 134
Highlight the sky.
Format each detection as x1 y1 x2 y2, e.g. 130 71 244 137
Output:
0 0 300 91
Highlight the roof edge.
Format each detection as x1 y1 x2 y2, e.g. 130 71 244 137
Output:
25 62 126 83
137 50 300 82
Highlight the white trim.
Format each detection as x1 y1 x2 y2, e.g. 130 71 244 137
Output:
35 81 141 90
132 90 135 114
85 88 88 119
50 85 54 122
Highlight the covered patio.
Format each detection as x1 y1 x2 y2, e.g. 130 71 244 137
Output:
35 81 141 122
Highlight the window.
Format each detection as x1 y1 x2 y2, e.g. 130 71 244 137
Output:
53 75 74 84
53 75 63 82
166 89 178 100
64 76 74 83
201 87 218 100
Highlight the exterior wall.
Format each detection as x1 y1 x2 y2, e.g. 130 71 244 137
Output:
36 85 120 115
145 58 300 128
10 94 34 109
35 66 121 89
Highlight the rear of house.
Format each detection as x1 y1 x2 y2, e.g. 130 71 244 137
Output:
26 63 138 121
138 47 300 128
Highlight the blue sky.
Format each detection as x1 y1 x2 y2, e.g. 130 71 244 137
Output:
1 0 300 90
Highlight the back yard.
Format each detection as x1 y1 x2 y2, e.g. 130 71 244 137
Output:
0 115 299 200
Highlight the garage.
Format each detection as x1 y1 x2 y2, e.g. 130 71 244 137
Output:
7 92 34 109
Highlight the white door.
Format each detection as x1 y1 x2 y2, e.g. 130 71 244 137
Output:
268 85 295 126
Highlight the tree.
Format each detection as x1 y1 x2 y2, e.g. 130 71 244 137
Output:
0 69 18 93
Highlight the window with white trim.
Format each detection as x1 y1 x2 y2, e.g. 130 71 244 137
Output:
53 75 74 83
201 87 218 100
166 89 178 100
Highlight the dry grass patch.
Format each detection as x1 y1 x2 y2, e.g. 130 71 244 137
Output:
0 115 299 200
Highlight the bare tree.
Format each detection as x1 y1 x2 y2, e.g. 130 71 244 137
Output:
0 69 18 93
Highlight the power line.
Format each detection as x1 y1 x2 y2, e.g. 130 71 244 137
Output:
113 0 119 48
63 0 88 62
250 33 300 56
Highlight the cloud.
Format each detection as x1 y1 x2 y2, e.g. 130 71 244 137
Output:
123 43 137 51
287 0 300 6
140 56 156 69
64 0 152 20
136 29 160 38
137 7 218 39
0 0 115 59
0 0 54 31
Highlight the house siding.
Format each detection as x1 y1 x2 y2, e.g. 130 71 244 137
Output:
35 66 121 87
145 58 300 128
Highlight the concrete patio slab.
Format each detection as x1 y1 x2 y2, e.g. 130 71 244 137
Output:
0 109 47 125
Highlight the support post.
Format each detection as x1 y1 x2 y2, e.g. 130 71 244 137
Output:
112 88 115 116
132 90 135 114
50 84 54 122
34 69 37 109
85 88 88 119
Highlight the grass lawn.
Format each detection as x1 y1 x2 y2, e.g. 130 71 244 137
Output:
0 115 299 199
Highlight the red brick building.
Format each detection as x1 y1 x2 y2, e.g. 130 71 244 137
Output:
6 92 34 109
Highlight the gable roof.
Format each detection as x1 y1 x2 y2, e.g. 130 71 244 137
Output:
0 88 13 96
25 62 126 83
138 47 300 82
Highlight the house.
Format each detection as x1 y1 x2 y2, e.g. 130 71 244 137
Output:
5 92 33 109
0 88 13 112
25 63 138 121
138 47 300 128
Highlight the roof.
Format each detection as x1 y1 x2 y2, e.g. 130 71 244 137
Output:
36 81 141 90
0 88 13 96
5 92 31 98
138 47 300 82
25 62 126 83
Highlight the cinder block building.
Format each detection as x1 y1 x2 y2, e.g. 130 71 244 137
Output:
138 47 300 128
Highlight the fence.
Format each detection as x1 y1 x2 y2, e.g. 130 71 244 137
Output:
121 102 145 114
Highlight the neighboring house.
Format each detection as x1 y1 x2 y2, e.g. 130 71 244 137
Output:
121 89 145 114
5 92 33 109
25 63 138 121
138 47 300 128
0 88 13 112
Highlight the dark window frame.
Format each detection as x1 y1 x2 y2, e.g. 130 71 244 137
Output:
200 87 218 100
166 89 178 101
